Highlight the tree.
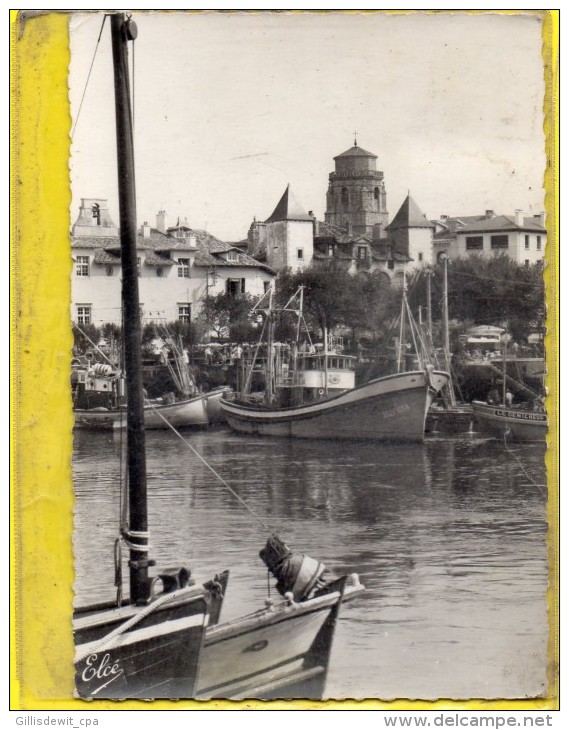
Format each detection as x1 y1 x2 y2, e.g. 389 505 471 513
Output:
196 292 259 342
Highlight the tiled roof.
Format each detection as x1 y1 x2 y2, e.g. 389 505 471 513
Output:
93 248 121 265
72 225 274 273
386 194 435 230
459 215 546 233
334 144 377 160
265 185 313 223
315 221 362 244
144 251 175 266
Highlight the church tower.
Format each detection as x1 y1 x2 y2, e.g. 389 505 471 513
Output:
325 139 388 238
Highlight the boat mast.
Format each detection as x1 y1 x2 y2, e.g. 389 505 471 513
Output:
441 255 456 406
111 13 150 604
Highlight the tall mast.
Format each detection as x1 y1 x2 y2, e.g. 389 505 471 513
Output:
111 13 149 604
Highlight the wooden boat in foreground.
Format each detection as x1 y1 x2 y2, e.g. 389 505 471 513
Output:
471 400 547 442
73 13 363 701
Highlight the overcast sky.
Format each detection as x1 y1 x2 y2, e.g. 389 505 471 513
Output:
69 10 547 241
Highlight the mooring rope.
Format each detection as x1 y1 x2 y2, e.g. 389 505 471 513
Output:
502 430 547 497
144 402 276 535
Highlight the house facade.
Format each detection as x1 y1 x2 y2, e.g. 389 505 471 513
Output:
433 210 546 264
71 199 275 327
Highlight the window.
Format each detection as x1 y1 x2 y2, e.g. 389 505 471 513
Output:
76 255 90 277
357 246 367 260
156 267 164 277
388 260 394 270
91 203 100 225
466 236 483 251
178 303 191 323
178 258 190 278
537 236 542 251
77 305 91 325
226 278 246 297
490 234 509 250
341 187 349 209
525 259 530 267
418 252 423 262
106 265 114 277
297 249 304 260
328 244 334 257
263 281 271 293
525 235 530 250
226 251 238 262
374 187 380 201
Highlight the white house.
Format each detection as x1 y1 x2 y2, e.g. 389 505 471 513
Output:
71 199 275 327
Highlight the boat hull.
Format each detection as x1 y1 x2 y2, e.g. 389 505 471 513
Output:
471 401 548 442
74 395 209 430
221 370 449 442
203 386 231 424
196 577 364 700
74 586 211 699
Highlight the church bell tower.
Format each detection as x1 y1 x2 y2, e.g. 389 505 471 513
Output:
325 138 388 238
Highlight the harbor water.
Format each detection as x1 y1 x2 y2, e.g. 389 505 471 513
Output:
73 428 549 700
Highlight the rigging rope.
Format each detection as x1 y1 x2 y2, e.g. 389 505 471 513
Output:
502 431 547 496
144 402 276 535
71 14 108 140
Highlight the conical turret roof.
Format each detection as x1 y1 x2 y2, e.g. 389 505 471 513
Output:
265 184 313 223
386 193 434 230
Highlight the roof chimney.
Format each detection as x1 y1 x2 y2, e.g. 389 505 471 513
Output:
440 215 449 220
187 234 197 250
514 209 524 226
485 209 495 218
534 211 546 227
142 221 151 238
308 210 319 237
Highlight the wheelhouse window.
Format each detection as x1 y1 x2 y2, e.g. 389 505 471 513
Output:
76 255 90 277
177 258 190 278
178 303 191 323
490 234 509 250
77 305 91 325
466 236 483 251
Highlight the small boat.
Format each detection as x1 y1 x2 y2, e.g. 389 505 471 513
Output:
471 400 547 442
72 363 209 430
73 12 363 701
221 286 450 441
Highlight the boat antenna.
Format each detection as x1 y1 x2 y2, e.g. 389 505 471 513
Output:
110 12 151 605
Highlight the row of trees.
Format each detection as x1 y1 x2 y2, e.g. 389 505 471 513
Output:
73 255 545 356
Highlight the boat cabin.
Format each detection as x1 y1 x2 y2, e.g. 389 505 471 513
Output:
274 350 356 406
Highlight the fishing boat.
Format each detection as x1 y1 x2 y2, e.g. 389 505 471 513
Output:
471 328 547 442
72 360 209 430
422 256 474 434
471 400 547 442
73 12 363 701
221 285 450 441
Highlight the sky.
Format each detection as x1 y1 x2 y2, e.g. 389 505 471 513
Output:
69 10 547 242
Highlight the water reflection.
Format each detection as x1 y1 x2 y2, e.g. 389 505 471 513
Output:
73 429 548 700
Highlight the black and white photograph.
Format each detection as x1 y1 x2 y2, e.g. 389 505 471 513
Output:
64 10 553 702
